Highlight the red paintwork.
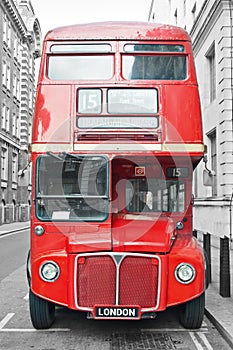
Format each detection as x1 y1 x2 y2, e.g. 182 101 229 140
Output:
30 22 205 318
167 235 205 305
45 22 191 42
112 215 176 253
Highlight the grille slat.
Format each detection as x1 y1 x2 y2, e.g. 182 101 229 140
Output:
77 254 159 309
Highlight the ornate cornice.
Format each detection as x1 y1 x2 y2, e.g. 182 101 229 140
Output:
1 0 41 54
2 0 27 38
190 0 228 53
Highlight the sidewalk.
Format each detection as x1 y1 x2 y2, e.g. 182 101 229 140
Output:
205 285 233 347
0 221 30 236
0 222 232 346
197 232 233 347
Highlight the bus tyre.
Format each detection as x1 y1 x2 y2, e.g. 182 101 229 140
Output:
179 292 205 329
29 289 55 329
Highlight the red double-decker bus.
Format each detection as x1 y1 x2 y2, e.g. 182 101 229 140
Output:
28 22 207 329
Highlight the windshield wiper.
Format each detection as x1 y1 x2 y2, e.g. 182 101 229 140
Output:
46 151 67 161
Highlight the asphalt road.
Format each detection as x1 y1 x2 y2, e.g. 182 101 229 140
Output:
0 229 29 281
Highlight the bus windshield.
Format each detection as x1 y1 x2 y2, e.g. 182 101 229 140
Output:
35 154 109 221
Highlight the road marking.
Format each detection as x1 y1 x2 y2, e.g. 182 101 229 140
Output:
198 333 213 350
189 332 203 350
142 327 208 333
0 312 70 332
0 328 70 332
0 313 15 329
189 332 213 350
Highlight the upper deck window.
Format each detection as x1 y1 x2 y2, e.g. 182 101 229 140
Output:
122 55 186 80
51 44 112 53
124 44 185 52
48 55 113 80
123 44 186 80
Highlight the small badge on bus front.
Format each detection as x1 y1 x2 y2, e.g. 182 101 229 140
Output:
94 306 140 319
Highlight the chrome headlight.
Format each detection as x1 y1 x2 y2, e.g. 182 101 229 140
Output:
40 261 60 282
175 263 196 284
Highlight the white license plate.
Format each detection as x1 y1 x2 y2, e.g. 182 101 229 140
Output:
94 306 140 319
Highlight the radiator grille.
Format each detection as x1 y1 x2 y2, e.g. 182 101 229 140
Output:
78 256 116 307
119 256 158 308
76 254 159 309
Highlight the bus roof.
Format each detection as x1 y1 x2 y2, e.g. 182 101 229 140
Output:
44 21 191 42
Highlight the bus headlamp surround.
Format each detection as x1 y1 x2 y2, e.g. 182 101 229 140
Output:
175 263 196 284
40 261 60 282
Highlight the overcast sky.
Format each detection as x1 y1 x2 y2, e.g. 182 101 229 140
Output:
31 0 152 39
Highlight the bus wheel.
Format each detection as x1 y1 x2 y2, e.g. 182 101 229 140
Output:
29 289 55 329
179 292 205 329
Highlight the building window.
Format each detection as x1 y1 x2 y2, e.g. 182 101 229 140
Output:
206 44 216 102
1 104 6 130
13 35 21 59
12 113 20 139
2 62 11 90
13 74 17 97
6 107 10 132
3 16 7 43
1 144 9 183
7 23 11 48
192 2 196 21
12 113 17 136
2 61 7 87
183 0 186 16
208 129 217 196
7 65 11 90
174 8 178 25
3 15 11 48
1 104 10 132
12 152 18 183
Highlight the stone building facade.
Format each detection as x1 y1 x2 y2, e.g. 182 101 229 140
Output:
0 0 41 223
149 0 233 239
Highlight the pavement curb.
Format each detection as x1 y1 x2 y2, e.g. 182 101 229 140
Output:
205 308 233 348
